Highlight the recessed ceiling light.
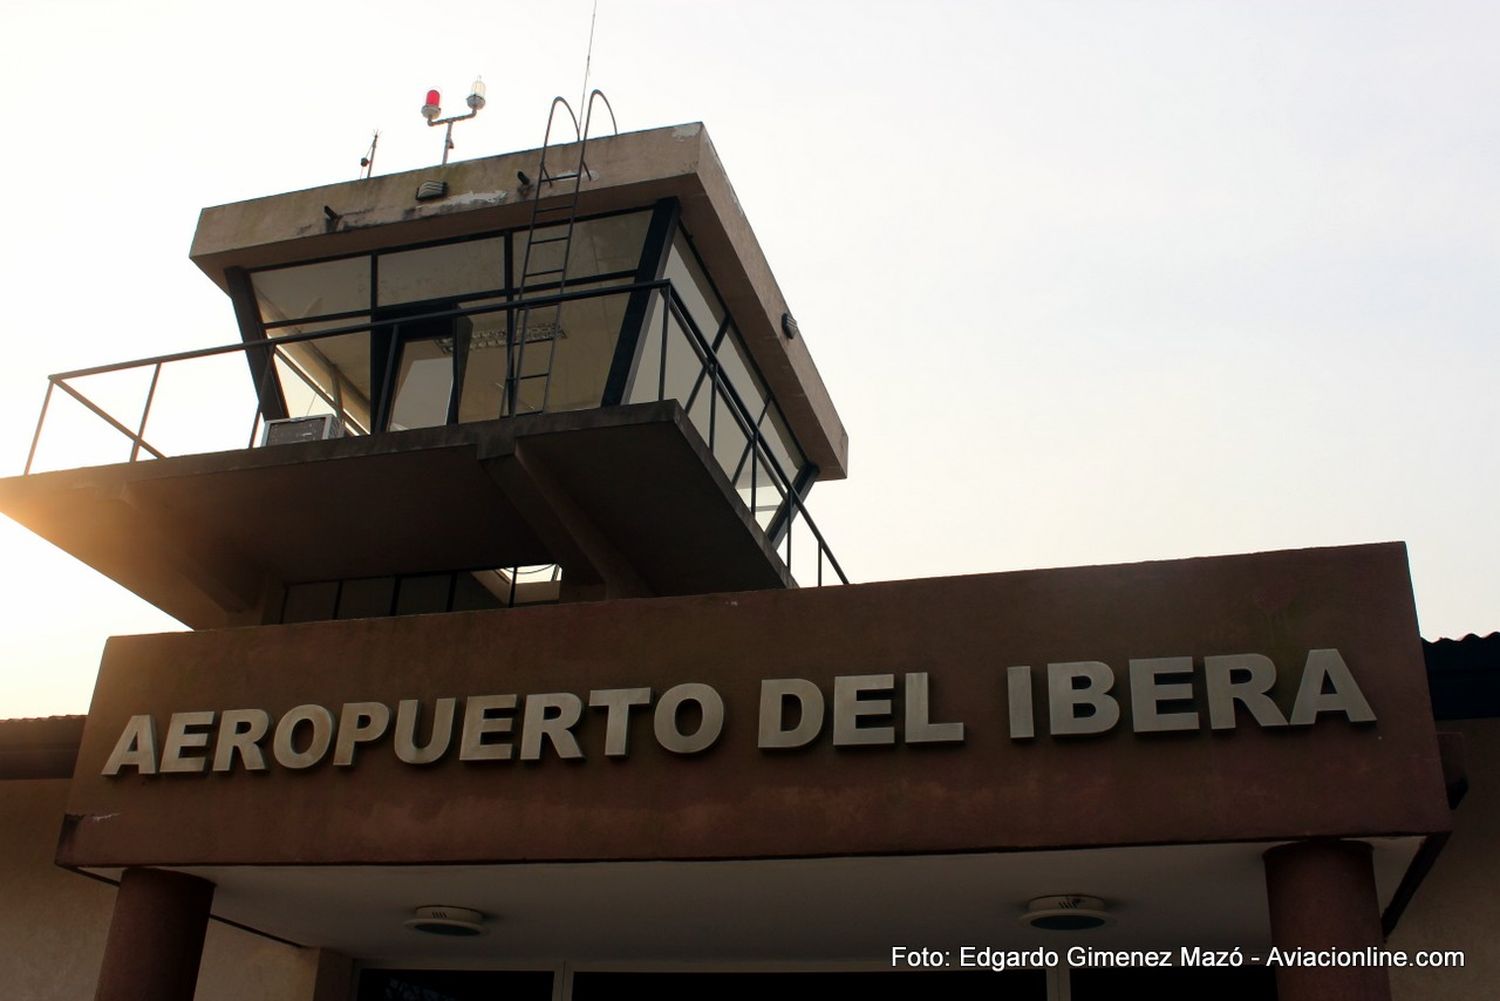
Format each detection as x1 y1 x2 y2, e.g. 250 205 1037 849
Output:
404 905 486 936
1019 895 1112 931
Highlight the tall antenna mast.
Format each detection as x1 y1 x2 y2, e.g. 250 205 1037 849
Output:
578 0 599 117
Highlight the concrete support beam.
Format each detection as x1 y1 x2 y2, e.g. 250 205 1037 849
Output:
95 868 214 1001
308 948 354 1001
1264 840 1391 1001
490 441 653 601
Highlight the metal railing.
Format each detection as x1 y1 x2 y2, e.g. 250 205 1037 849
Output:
21 280 848 587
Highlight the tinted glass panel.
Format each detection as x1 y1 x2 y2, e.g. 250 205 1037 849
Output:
281 581 339 623
453 571 507 611
707 383 751 486
274 328 373 434
377 237 504 306
661 306 706 413
571 210 651 276
336 577 394 619
758 401 805 484
744 441 786 531
254 257 370 323
714 325 767 419
389 340 454 430
515 211 650 292
542 285 631 412
395 574 452 615
663 231 725 340
452 298 509 424
624 292 668 405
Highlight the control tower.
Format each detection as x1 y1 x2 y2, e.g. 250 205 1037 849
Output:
3 117 848 628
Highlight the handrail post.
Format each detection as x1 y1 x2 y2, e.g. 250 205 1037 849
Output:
708 362 717 450
23 381 56 476
247 348 277 448
788 504 794 569
750 444 757 526
657 289 667 400
50 378 166 461
131 363 163 463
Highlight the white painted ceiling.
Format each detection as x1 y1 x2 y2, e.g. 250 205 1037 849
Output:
94 837 1425 967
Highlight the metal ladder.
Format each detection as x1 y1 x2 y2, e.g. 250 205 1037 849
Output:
507 90 618 416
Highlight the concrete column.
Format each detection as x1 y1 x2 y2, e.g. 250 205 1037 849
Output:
1264 840 1390 1001
95 867 215 1001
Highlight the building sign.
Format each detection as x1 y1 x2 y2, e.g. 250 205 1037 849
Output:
60 543 1449 869
101 650 1376 776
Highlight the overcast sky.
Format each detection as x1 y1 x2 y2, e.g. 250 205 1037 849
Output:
1 0 1496 716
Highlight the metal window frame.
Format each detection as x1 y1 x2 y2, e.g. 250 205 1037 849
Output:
601 198 681 406
245 207 657 428
661 224 810 488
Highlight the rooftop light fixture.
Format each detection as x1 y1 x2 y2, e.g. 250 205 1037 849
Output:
404 905 487 936
423 77 487 166
1019 895 1113 931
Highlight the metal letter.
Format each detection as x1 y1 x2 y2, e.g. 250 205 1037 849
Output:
273 704 335 769
459 694 517 761
654 683 725 755
758 679 825 749
1128 657 1199 733
102 714 158 776
1047 662 1120 736
832 674 897 746
158 711 215 774
1007 666 1035 740
588 688 653 758
333 701 392 766
904 672 965 744
213 709 271 772
394 698 457 765
1204 654 1288 729
520 693 586 761
1290 648 1377 725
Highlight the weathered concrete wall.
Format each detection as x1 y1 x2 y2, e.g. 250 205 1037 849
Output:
1390 718 1500 1000
0 778 329 1001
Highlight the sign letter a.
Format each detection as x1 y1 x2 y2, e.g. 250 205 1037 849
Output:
102 715 159 776
1289 649 1377 725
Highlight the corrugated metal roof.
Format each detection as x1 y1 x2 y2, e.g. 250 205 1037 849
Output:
1424 632 1500 720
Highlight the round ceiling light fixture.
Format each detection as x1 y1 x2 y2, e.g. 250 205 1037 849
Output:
1019 895 1113 931
404 905 487 936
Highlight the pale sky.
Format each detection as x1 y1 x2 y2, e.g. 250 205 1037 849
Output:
1 1 1496 716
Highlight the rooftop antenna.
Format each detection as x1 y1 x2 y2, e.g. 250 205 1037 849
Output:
578 0 599 119
359 130 379 180
422 77 487 165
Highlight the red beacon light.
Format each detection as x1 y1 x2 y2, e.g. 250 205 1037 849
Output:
420 76 485 165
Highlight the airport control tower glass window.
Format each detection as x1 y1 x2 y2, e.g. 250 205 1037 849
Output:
376 238 504 306
249 211 651 429
625 230 808 494
251 256 371 323
244 203 811 517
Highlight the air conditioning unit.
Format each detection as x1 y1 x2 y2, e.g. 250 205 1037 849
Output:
260 415 343 447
